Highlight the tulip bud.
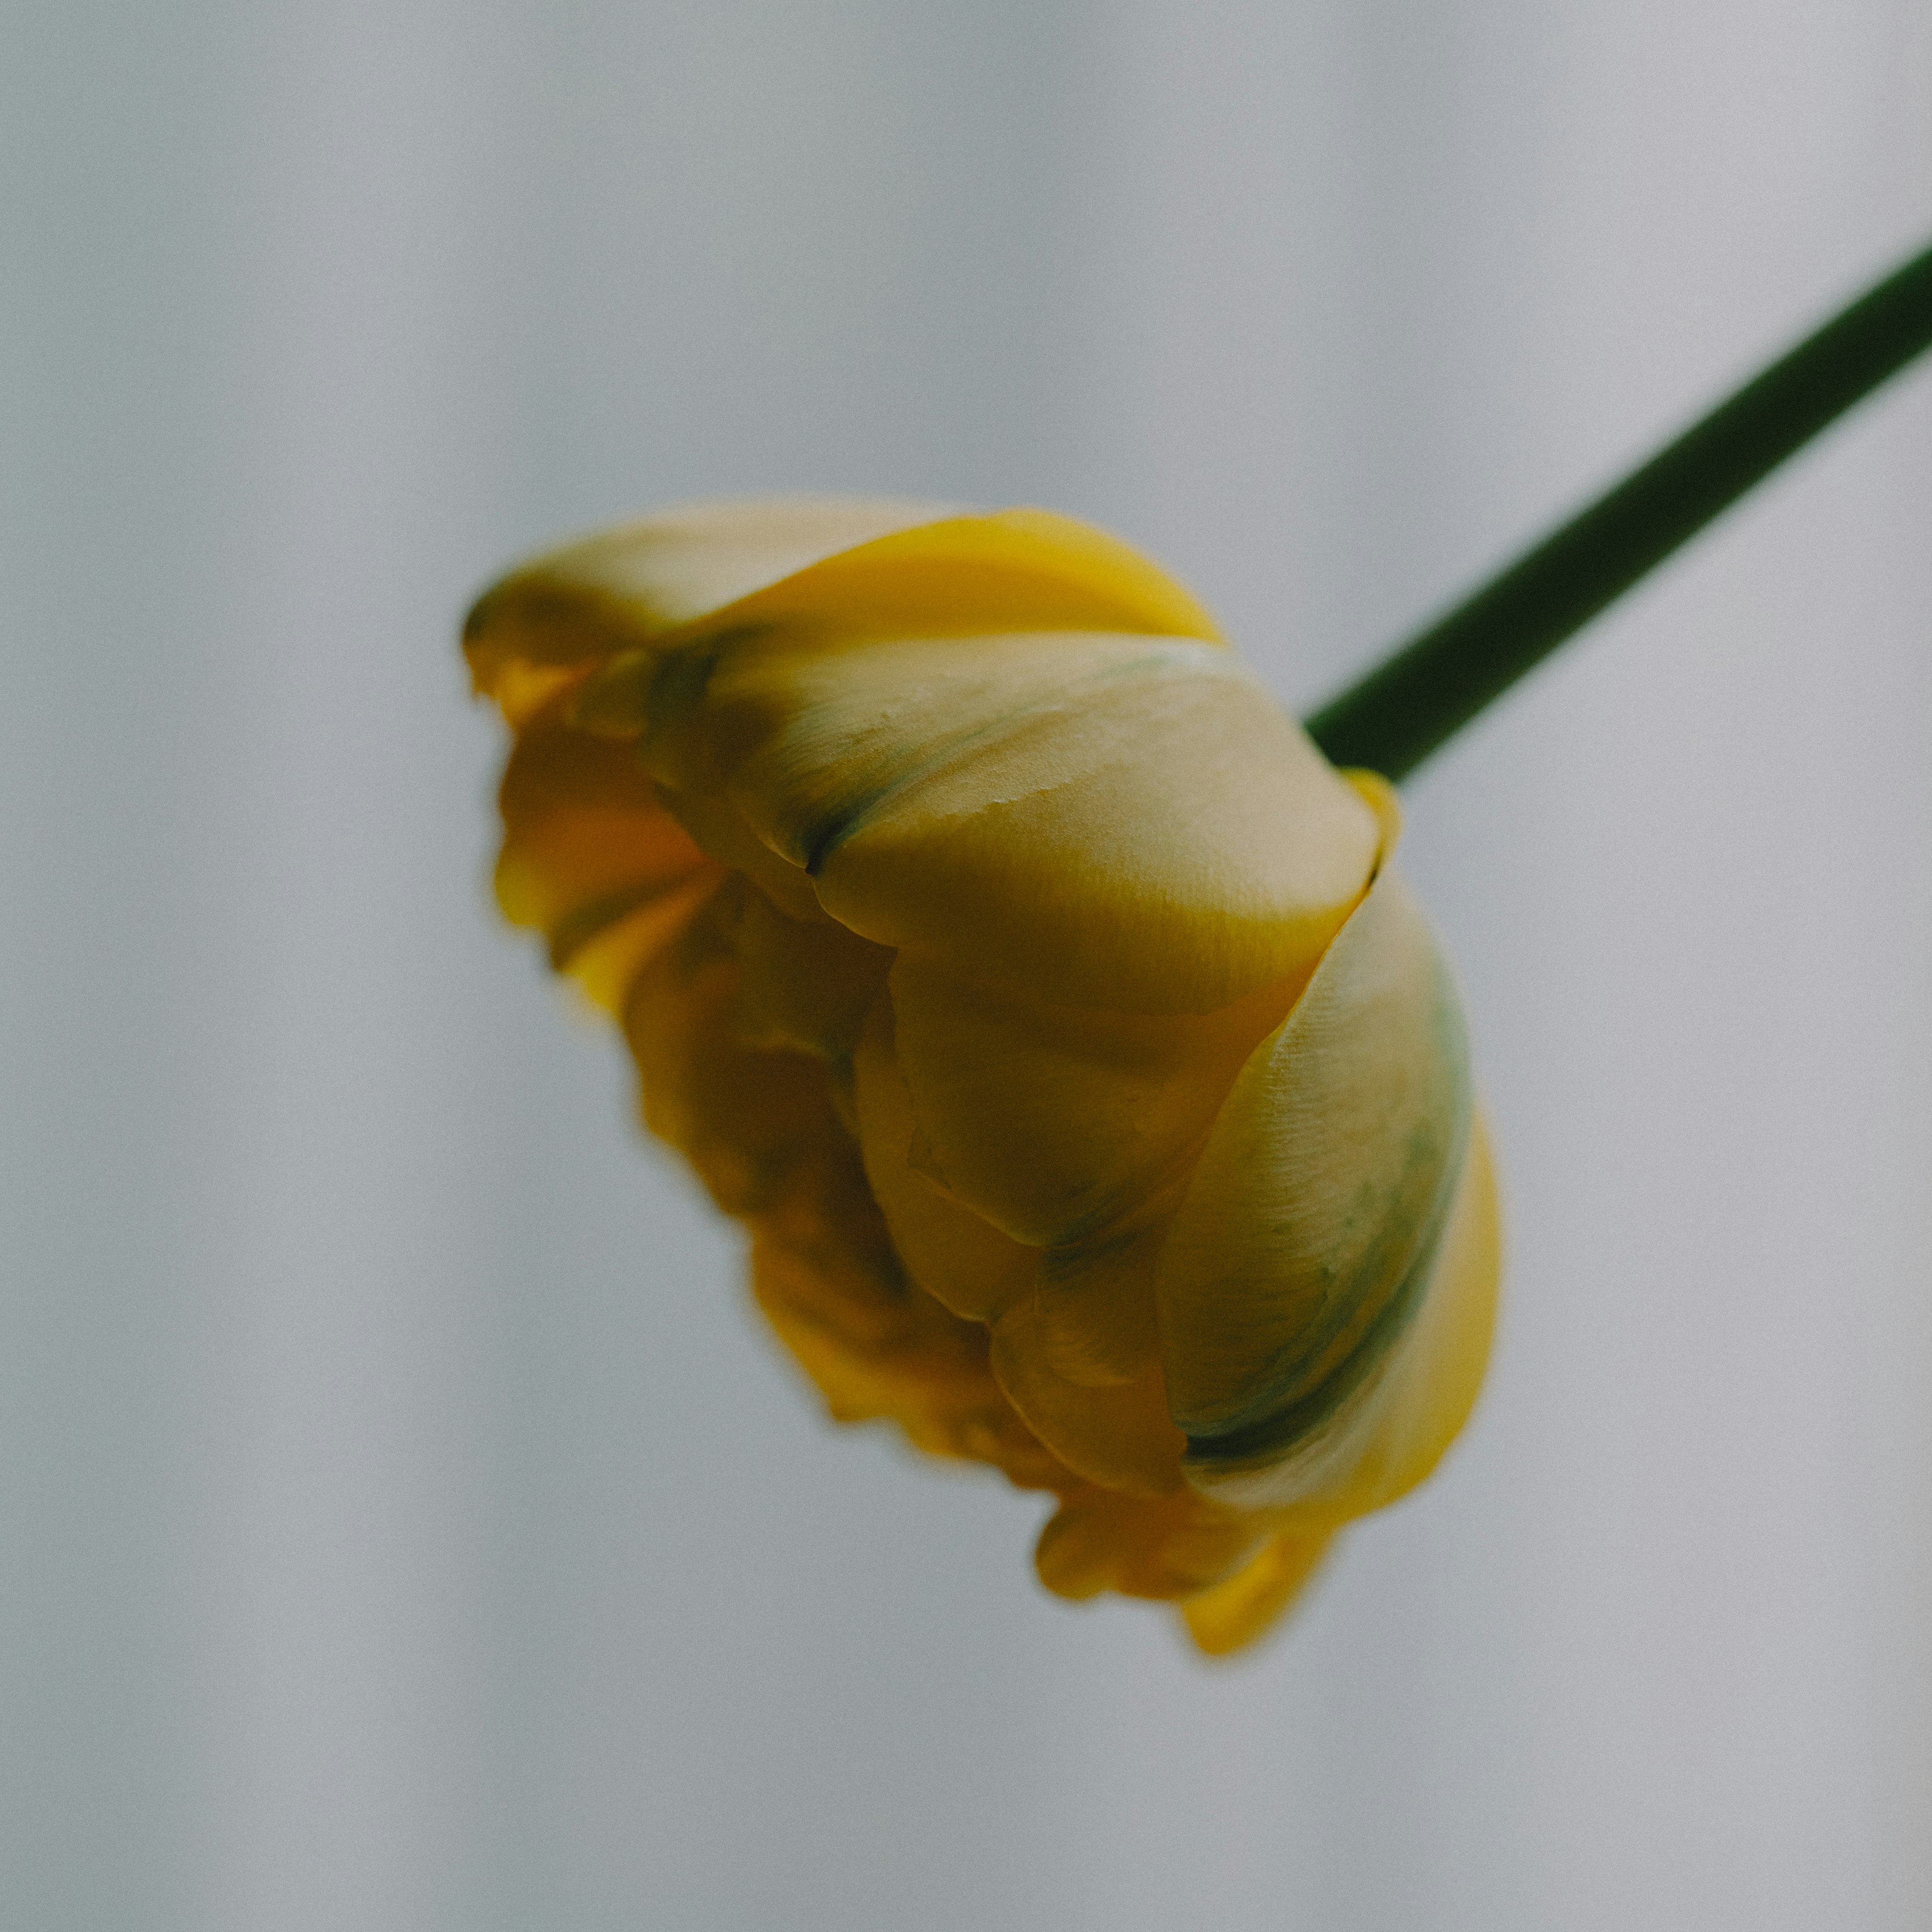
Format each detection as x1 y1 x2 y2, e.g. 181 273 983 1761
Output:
466 497 1500 1655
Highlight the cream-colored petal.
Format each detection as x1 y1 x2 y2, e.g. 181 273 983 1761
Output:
703 630 1200 870
813 644 1379 1013
1246 1110 1501 1522
1157 865 1479 1507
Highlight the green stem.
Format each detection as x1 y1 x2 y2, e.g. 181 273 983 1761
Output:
1305 238 1932 782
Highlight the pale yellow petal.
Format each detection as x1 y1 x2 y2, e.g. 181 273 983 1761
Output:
814 644 1380 1013
1157 865 1478 1510
1259 1110 1501 1521
702 630 1203 871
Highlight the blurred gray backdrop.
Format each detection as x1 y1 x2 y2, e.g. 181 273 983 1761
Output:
5 3 1930 1927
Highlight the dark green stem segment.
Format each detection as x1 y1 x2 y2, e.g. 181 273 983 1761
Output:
1305 237 1932 782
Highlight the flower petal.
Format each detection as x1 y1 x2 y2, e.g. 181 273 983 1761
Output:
1178 1530 1336 1656
849 993 1037 1324
883 953 1301 1248
723 879 893 1066
1033 1486 1262 1602
466 499 1222 725
494 710 716 951
463 497 956 711
492 706 725 1013
619 895 853 1219
1256 1109 1501 1521
1157 864 1482 1511
990 1303 1184 1498
813 644 1380 1013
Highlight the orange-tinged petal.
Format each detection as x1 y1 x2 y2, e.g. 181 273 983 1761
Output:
620 900 850 1219
753 1243 1062 1488
564 873 725 1017
1034 1486 1262 1602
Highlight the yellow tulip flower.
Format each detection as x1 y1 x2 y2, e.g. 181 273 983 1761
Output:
465 497 1500 1656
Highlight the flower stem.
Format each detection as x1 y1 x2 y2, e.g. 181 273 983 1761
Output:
1305 237 1932 782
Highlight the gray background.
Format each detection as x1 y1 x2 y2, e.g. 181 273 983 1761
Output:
5 2 1930 1926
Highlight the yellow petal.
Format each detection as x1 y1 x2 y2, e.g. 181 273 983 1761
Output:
883 952 1300 1247
990 1303 1185 1498
563 873 726 1017
493 710 716 961
468 499 1221 727
1260 1109 1501 1521
724 878 893 1065
619 898 853 1219
813 643 1380 1013
750 1222 1066 1491
658 505 1225 656
1028 1225 1167 1388
463 496 956 711
1178 1530 1336 1656
1157 864 1484 1512
1034 1486 1263 1602
849 993 1037 1324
